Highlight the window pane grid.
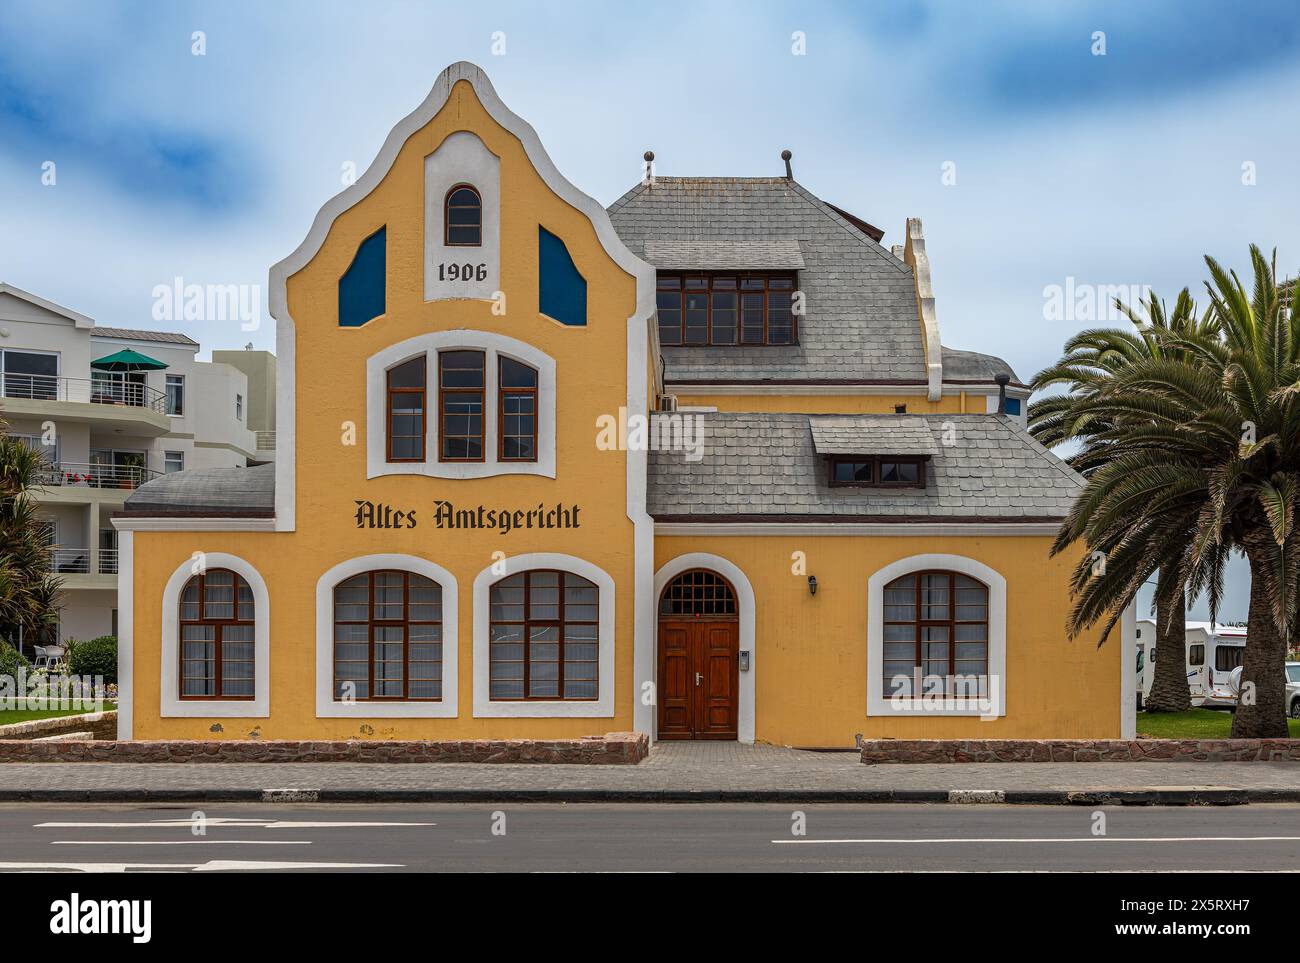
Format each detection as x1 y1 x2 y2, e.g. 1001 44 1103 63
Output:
332 571 443 701
179 569 255 700
439 350 485 461
881 571 988 698
498 357 538 462
489 571 598 701
444 184 482 246
387 356 426 463
658 569 737 617
655 273 798 345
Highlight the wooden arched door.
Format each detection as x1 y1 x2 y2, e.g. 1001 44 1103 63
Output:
657 569 739 740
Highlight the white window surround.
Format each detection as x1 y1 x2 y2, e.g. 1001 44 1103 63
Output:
366 330 556 480
473 552 614 718
867 553 1006 718
315 554 459 718
160 552 271 718
653 553 757 744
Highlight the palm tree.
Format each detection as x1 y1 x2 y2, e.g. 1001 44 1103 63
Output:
1035 247 1299 737
1030 289 1214 712
0 428 62 653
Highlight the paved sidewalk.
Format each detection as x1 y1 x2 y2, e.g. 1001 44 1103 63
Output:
3 742 1300 803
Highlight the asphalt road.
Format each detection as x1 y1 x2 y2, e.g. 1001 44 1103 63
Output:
0 803 1298 872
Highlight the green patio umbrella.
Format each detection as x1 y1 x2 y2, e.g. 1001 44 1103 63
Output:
90 348 168 371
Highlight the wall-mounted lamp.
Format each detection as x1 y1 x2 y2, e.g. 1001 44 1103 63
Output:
807 575 818 597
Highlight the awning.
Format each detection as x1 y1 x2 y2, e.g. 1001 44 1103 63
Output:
643 238 805 271
90 349 168 371
808 415 939 457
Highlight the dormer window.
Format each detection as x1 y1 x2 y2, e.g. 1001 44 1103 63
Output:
445 185 482 246
828 455 926 489
810 415 936 492
656 272 796 346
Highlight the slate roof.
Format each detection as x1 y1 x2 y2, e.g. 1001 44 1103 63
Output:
92 326 199 347
123 463 275 516
643 238 805 271
941 346 1022 386
808 415 940 457
647 413 1083 521
123 415 1078 523
608 177 929 384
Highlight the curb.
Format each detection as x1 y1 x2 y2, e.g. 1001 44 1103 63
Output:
0 787 1287 805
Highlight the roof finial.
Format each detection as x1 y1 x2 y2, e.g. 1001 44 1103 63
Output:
781 149 793 179
642 150 655 187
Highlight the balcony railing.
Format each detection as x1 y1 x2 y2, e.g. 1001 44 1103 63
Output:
1 373 167 413
35 461 161 491
99 548 119 575
255 430 276 451
50 548 89 574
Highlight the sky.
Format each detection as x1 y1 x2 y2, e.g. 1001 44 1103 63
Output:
2 0 1297 622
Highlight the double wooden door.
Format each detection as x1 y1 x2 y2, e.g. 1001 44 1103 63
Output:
657 619 739 740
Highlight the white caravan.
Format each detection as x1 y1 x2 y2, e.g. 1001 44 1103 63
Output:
1136 620 1246 708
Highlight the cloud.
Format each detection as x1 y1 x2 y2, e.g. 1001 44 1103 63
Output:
1 0 1295 619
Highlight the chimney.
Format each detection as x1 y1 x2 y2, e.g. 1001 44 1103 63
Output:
781 149 793 179
994 373 1010 415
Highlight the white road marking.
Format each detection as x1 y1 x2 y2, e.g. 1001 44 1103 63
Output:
0 860 402 872
36 819 435 829
51 839 311 846
774 835 1300 845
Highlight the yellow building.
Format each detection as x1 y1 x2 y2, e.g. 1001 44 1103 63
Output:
114 62 1134 747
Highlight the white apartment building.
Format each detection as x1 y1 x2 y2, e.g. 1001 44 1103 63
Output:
0 283 274 643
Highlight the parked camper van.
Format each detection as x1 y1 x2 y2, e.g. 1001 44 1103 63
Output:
1135 620 1246 708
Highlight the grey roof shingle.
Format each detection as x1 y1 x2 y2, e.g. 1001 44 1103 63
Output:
92 326 199 346
608 177 927 384
647 413 1082 520
941 346 1021 385
808 415 940 456
643 238 805 271
124 463 274 515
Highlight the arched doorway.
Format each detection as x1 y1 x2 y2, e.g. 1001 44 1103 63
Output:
657 569 740 740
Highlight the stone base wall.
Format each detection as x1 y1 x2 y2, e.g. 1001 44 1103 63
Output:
0 730 649 764
0 711 117 742
859 738 1300 763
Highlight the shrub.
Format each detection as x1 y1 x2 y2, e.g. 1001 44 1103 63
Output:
0 641 29 681
67 635 117 685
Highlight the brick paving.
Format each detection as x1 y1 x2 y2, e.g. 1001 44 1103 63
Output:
1 741 1300 796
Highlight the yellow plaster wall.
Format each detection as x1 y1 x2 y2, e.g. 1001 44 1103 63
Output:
654 534 1121 747
128 79 642 741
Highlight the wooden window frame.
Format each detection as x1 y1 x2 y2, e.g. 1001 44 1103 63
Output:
489 569 599 702
438 350 486 463
882 569 989 697
386 356 426 463
655 272 798 346
497 357 538 463
179 568 255 701
658 568 738 619
827 455 928 489
444 184 483 247
332 570 443 702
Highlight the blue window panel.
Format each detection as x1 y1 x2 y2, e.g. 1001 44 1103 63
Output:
1003 397 1022 416
338 227 386 327
538 226 586 326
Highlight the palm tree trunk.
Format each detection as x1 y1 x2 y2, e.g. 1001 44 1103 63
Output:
1231 541 1290 738
1144 566 1191 712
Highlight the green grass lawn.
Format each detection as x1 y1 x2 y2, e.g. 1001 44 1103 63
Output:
1136 707 1300 739
0 702 116 727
